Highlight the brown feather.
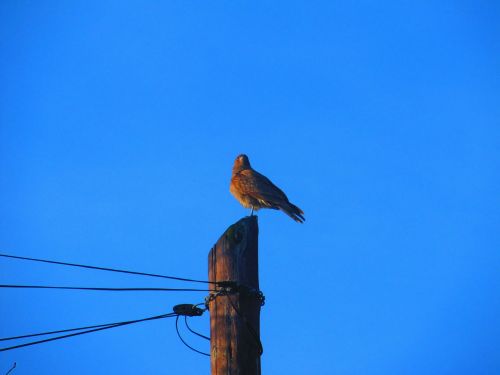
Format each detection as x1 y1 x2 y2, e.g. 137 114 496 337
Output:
229 154 305 223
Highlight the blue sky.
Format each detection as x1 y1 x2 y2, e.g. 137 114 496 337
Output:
1 1 499 374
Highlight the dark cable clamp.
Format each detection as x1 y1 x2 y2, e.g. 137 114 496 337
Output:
204 283 265 309
214 280 238 289
173 304 204 317
237 285 266 306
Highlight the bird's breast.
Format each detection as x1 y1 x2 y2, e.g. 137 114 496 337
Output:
230 179 255 209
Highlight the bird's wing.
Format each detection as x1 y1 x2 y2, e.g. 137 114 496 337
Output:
234 169 289 204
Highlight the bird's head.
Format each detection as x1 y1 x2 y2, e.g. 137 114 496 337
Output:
233 154 251 172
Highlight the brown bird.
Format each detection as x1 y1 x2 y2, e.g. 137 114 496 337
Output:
230 154 305 223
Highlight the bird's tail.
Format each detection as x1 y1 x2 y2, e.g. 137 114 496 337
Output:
280 203 305 223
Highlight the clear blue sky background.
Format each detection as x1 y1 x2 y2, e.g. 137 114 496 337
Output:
1 1 499 374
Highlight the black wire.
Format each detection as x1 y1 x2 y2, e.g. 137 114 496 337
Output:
184 316 210 341
5 362 16 375
0 320 119 342
0 313 179 342
175 316 210 357
227 294 263 356
0 253 215 285
0 285 214 292
0 313 177 352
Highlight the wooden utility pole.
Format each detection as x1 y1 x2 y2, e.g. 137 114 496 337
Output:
208 216 262 375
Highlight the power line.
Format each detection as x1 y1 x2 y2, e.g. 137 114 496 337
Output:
0 314 178 342
175 315 210 357
5 363 16 375
0 285 214 293
184 316 210 341
227 294 263 355
0 312 178 352
0 252 215 285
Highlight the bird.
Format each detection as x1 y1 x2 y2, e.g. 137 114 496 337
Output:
230 154 305 223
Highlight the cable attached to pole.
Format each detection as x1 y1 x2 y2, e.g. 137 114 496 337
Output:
0 252 216 284
226 293 263 356
175 316 210 357
0 313 178 352
5 362 16 375
1 303 210 354
205 283 265 356
0 314 176 342
0 285 214 292
172 303 210 356
184 316 210 341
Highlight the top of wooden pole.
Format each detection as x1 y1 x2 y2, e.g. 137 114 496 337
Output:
209 215 259 288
